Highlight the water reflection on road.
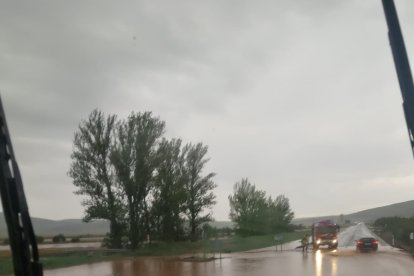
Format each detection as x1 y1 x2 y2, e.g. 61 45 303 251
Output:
314 249 322 276
313 249 338 276
44 247 414 276
45 256 223 276
110 257 220 276
44 223 414 276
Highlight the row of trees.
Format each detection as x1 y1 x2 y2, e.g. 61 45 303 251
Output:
69 110 216 248
228 178 294 236
374 217 414 245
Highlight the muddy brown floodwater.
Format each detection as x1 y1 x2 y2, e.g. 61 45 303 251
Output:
44 255 226 276
44 248 414 276
44 224 414 276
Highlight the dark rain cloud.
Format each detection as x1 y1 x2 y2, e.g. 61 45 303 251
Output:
1 0 414 219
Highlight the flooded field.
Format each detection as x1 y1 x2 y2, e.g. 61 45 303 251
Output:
43 247 414 276
0 242 102 258
0 242 101 252
44 256 225 276
43 225 414 276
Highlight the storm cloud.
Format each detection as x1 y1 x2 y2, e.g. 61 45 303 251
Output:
1 0 414 220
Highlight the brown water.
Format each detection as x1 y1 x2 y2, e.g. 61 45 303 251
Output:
44 247 414 276
44 256 225 276
38 224 414 276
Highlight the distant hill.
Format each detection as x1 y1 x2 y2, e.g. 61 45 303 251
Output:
0 214 109 238
293 200 414 226
0 214 233 238
293 215 339 227
1 200 413 237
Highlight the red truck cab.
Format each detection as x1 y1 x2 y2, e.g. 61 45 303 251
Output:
311 220 340 250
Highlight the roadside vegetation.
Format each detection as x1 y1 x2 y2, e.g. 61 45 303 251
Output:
69 110 217 248
0 109 300 274
68 110 296 250
373 216 414 253
229 178 295 235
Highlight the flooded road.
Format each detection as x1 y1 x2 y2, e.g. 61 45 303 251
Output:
44 248 414 276
45 224 414 276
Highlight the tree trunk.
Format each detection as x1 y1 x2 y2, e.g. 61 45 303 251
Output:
109 219 122 248
107 186 122 248
129 197 139 250
190 215 197 241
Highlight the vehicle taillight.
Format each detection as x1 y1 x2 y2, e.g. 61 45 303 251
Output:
372 241 379 245
357 241 364 245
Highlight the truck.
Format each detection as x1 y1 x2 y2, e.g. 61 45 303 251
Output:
311 220 340 250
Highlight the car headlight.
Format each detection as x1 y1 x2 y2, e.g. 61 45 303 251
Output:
316 239 321 244
332 239 337 244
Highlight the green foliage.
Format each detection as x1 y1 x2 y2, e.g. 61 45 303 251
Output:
36 236 44 244
229 178 267 236
290 224 306 230
183 143 217 241
69 109 124 248
216 232 302 253
69 109 217 248
220 227 234 236
152 138 187 241
229 178 294 236
374 217 414 244
52 234 66 243
111 111 165 249
202 224 234 239
266 195 295 232
202 223 217 239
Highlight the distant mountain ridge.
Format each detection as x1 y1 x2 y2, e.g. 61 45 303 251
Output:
293 200 414 226
1 200 413 237
0 214 234 238
0 214 109 238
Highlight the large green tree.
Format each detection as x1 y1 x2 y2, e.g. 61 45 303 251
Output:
111 112 165 249
70 109 219 247
228 178 267 236
68 109 124 248
266 195 294 232
374 217 414 244
229 179 294 236
183 143 217 241
152 138 187 241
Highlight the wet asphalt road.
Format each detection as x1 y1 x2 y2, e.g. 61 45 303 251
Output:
45 223 414 276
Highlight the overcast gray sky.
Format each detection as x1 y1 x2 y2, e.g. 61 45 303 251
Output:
1 0 414 221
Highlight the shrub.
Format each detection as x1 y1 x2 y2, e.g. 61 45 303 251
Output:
71 237 81 243
52 234 66 243
36 236 44 244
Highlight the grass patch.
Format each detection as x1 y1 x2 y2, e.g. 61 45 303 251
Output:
0 258 12 275
0 231 304 275
40 251 119 270
211 231 303 253
132 231 304 256
132 241 202 256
